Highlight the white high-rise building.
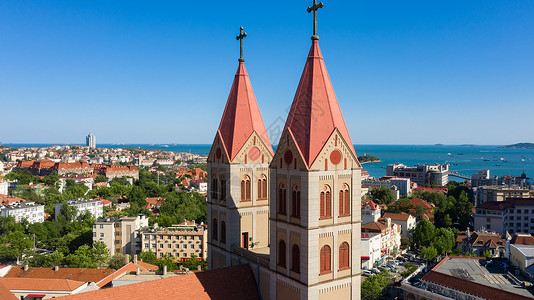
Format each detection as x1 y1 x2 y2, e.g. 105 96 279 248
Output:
86 133 96 149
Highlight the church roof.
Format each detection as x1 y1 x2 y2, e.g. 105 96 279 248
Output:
218 62 273 161
282 40 356 167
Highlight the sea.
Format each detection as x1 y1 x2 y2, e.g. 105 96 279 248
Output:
3 143 534 181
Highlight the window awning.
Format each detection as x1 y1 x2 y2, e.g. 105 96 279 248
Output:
27 294 46 297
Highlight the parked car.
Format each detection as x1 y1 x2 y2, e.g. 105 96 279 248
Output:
363 270 373 276
371 268 380 274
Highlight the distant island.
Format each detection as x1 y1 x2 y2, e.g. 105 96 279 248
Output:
500 143 534 149
358 154 381 164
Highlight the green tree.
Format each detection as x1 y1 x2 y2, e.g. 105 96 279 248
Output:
183 254 200 271
0 231 33 262
421 246 438 262
26 251 65 267
4 169 35 185
65 242 109 268
400 237 411 250
483 250 493 259
368 187 394 205
361 269 394 300
58 204 78 223
43 170 59 187
108 254 127 269
138 251 157 265
433 228 455 255
94 175 108 183
413 219 436 248
128 186 147 207
156 254 177 272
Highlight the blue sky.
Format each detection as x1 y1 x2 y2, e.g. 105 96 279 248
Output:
1 1 533 145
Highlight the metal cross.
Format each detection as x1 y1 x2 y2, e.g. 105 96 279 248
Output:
236 26 247 62
307 0 324 40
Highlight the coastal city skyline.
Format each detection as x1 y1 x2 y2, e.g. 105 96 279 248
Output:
1 2 534 299
1 1 533 145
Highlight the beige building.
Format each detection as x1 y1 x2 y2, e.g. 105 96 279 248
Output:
93 215 149 256
361 218 401 257
138 221 208 262
382 212 417 238
208 11 362 299
474 185 532 206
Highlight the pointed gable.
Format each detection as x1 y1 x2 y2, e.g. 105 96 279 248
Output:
282 40 356 167
217 62 273 161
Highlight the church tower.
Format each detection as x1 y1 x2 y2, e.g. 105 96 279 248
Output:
268 1 362 299
207 27 274 270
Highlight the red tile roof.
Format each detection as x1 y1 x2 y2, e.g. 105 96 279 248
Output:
62 264 259 300
5 266 115 283
361 199 378 210
361 221 388 233
96 262 153 288
382 212 413 222
281 40 356 168
0 277 86 291
0 195 26 205
511 235 534 245
135 261 158 272
217 61 273 161
0 282 17 300
411 197 433 210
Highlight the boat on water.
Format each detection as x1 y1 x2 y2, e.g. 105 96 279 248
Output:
161 145 169 148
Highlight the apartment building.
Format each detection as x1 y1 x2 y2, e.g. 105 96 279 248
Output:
362 176 412 197
58 175 93 193
55 198 103 220
382 212 417 238
361 218 401 258
386 163 449 186
93 215 149 256
0 178 8 195
361 232 382 269
361 199 381 225
473 185 532 206
0 201 45 223
474 198 534 235
137 221 208 262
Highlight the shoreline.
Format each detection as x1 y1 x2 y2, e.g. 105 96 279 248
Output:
360 160 382 164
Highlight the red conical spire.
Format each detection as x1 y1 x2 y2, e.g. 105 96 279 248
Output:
218 62 273 161
282 40 356 167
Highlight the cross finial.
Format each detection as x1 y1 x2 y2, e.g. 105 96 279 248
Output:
236 26 247 62
307 0 324 40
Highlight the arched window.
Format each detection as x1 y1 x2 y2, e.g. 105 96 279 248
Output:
262 177 267 199
291 186 301 218
291 244 300 273
320 245 331 274
278 184 287 215
257 175 267 199
278 240 286 267
320 187 331 219
339 185 350 216
339 242 350 270
220 221 226 244
211 175 218 200
212 218 218 241
220 175 227 202
241 176 251 201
